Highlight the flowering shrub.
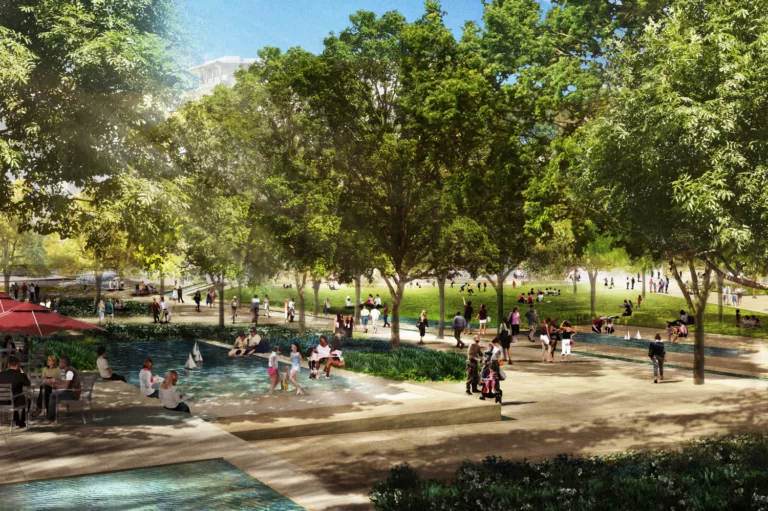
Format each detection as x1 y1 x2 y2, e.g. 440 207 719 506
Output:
370 435 768 510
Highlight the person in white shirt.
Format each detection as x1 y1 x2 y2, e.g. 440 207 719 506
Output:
374 294 382 307
139 359 163 398
159 370 190 413
263 294 270 317
723 285 731 306
369 307 381 333
345 296 352 308
159 297 169 323
360 307 370 333
250 295 261 323
96 346 125 381
314 336 331 377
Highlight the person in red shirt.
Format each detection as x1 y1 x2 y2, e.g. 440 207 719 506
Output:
151 298 160 323
637 295 642 308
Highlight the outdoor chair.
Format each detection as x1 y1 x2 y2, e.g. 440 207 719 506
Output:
0 383 29 435
20 344 45 374
54 375 95 426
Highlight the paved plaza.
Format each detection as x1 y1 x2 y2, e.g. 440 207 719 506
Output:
1 319 765 510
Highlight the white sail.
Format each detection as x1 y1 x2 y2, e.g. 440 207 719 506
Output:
624 330 631 340
635 329 642 340
184 353 197 370
193 342 203 362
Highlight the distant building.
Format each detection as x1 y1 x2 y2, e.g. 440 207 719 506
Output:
185 56 257 101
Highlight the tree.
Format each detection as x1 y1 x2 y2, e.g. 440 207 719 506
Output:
580 233 628 318
580 0 768 384
1 0 185 230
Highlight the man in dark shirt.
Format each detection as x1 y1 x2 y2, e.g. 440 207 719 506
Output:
0 356 30 427
648 334 666 383
466 336 481 395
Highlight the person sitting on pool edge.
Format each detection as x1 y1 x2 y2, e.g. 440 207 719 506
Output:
159 370 190 414
245 326 270 355
314 335 331 375
228 331 249 357
325 336 345 379
97 346 126 382
139 359 163 398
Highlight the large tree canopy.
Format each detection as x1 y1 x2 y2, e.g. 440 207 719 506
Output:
0 0 185 230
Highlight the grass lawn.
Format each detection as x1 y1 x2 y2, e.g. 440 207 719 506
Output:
227 281 768 338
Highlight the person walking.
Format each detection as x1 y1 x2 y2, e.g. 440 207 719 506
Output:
509 306 520 344
251 295 260 324
462 298 473 335
382 303 390 327
152 298 160 323
626 277 629 290
323 297 331 315
525 304 539 342
194 290 201 312
416 310 428 344
499 318 512 361
264 294 270 318
465 335 481 395
451 310 466 349
268 347 281 394
475 304 489 335
360 306 370 333
370 306 380 333
631 276 635 290
286 342 305 395
540 317 551 362
171 287 178 303
177 285 184 304
648 334 666 383
105 298 114 325
97 299 106 326
159 296 169 323
230 296 239 324
560 321 575 363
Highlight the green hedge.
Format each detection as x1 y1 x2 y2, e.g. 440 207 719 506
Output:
370 434 768 510
56 297 147 318
344 348 465 382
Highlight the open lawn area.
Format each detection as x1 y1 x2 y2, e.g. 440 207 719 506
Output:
228 281 768 338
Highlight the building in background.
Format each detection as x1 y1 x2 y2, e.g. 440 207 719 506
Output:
185 56 257 101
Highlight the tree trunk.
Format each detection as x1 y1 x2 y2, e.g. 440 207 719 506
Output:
716 272 724 323
588 270 598 318
384 276 406 349
93 271 103 309
237 280 243 311
296 272 307 337
354 275 361 321
3 270 10 293
641 268 646 299
312 277 321 316
690 264 712 385
437 276 446 340
495 273 505 333
218 279 225 328
159 272 165 298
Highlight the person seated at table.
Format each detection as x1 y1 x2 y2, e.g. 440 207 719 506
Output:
591 316 604 333
31 355 59 418
0 356 30 428
46 355 81 420
96 346 126 382
2 334 16 357
324 336 345 378
159 370 190 414
227 332 249 357
139 359 162 399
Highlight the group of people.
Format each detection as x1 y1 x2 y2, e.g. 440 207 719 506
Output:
722 285 745 306
735 309 761 328
139 359 190 413
265 335 345 395
227 328 270 357
8 282 41 303
96 298 120 325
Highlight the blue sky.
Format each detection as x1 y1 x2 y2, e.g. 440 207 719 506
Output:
181 0 486 65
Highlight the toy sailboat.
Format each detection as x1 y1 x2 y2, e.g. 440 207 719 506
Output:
184 353 197 370
624 330 631 340
635 329 642 340
193 342 203 362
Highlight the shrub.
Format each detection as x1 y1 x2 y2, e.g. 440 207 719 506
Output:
56 297 147 318
370 434 768 510
344 348 466 382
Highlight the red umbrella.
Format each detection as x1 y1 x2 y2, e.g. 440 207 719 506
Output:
0 294 19 313
0 302 103 336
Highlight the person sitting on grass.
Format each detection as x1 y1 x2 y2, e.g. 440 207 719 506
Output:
159 370 190 414
621 300 633 317
678 321 689 338
227 332 249 357
97 346 126 382
325 336 345 379
517 293 526 303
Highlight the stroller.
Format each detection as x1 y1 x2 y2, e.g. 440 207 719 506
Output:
479 362 503 403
